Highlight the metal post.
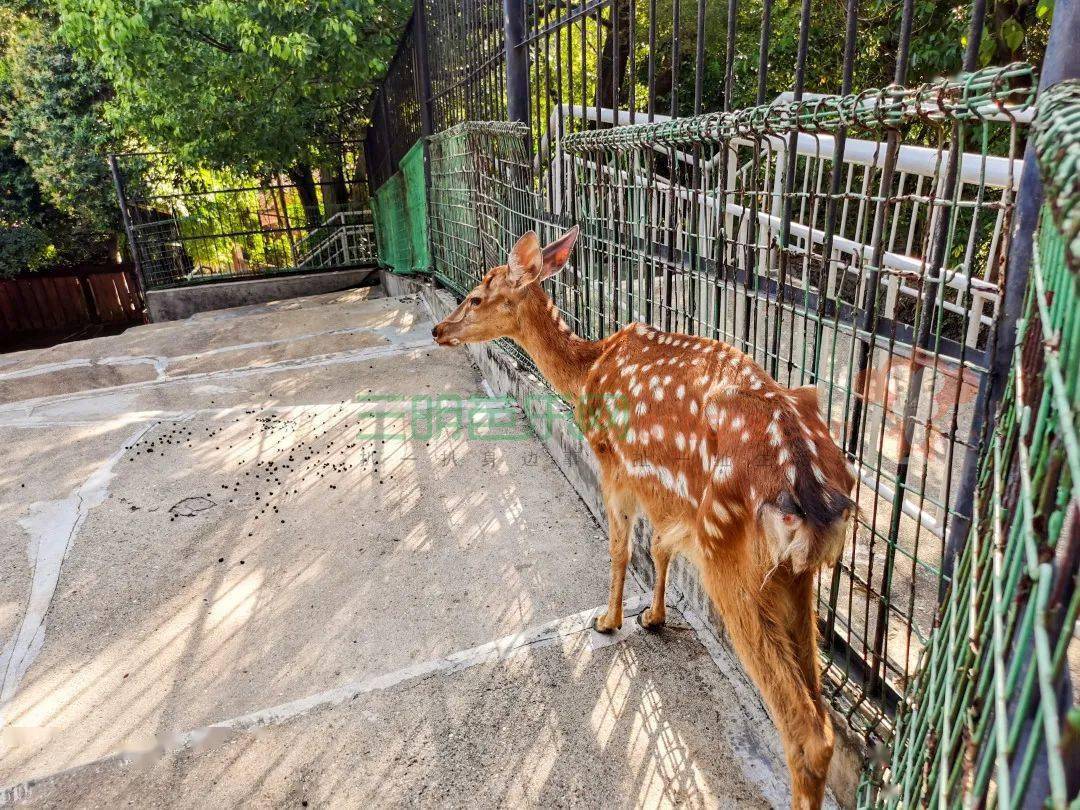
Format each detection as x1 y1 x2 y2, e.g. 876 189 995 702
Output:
412 2 435 136
503 0 529 125
942 0 1080 590
107 154 146 297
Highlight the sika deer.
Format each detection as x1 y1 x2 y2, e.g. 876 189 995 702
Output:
432 227 856 809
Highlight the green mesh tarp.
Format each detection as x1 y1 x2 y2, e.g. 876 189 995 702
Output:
401 140 430 271
372 140 429 274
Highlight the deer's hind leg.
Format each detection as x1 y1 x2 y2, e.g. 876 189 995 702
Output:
639 521 692 630
700 539 834 809
592 468 639 633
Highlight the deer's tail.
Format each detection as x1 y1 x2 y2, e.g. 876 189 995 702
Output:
758 407 854 575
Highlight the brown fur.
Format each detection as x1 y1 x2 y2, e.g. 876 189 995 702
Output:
433 228 856 809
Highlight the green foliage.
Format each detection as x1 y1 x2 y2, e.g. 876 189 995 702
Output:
57 0 410 171
0 3 118 276
3 14 119 231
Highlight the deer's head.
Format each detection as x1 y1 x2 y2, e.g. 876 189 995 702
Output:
431 226 579 346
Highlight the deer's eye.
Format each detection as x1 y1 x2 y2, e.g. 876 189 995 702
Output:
469 296 483 306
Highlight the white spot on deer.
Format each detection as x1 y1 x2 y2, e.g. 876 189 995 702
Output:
812 462 826 483
741 431 750 442
786 465 797 485
626 427 636 444
712 500 731 522
705 403 719 423
699 441 711 473
777 447 790 465
631 383 643 398
675 432 686 451
702 517 722 537
615 444 696 505
689 434 698 453
635 402 648 416
713 457 733 483
766 421 783 446
662 375 672 386
730 415 745 431
690 400 700 416
676 384 686 400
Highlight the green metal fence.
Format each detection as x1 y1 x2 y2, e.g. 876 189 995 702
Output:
418 71 1078 807
856 77 1079 809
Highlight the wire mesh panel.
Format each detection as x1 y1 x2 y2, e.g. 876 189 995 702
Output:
859 78 1080 809
114 150 374 290
562 65 1036 739
428 121 539 294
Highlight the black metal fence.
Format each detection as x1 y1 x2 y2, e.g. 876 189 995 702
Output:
365 0 1077 790
111 149 378 291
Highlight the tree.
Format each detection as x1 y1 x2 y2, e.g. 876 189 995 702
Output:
0 2 118 275
57 0 409 223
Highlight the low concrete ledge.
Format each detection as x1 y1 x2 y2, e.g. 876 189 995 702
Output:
146 266 378 322
383 269 865 807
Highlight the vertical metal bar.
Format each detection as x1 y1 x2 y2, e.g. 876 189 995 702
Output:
767 0 812 379
723 0 735 111
818 0 859 661
108 154 147 297
739 0 773 353
504 0 530 125
845 0 913 457
413 1 436 137
647 0 657 121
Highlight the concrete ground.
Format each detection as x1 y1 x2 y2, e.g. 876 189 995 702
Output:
0 288 800 807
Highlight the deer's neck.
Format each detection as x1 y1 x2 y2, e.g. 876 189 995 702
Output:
513 286 603 399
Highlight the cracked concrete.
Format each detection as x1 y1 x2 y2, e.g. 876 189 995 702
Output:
0 287 803 808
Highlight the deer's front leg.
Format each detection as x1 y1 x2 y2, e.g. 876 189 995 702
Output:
592 480 637 633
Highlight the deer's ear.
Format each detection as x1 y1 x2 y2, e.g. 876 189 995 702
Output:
536 225 579 283
507 231 542 284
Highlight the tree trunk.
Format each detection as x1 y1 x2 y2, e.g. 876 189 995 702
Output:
350 151 370 207
595 0 632 115
318 162 350 219
287 164 322 229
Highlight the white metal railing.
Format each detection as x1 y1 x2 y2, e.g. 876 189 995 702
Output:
296 210 378 270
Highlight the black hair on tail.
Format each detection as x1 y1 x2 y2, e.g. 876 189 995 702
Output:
779 413 854 529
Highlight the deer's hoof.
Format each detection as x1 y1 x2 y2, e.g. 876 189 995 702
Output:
591 613 621 633
636 608 666 631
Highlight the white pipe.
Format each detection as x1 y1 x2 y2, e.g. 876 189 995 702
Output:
547 104 1023 189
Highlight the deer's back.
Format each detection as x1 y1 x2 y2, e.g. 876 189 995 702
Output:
580 323 854 537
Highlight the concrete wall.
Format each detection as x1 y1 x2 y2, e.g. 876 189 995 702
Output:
146 267 377 322
383 268 864 807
